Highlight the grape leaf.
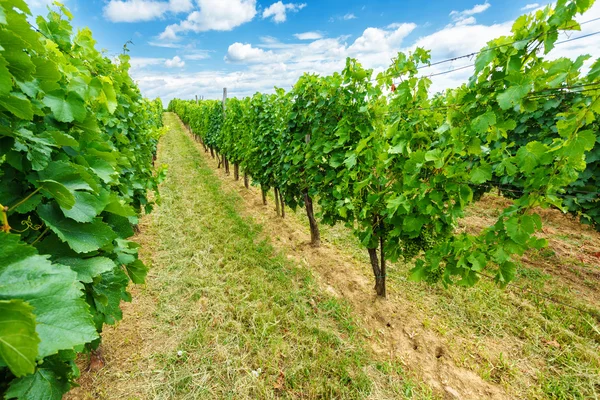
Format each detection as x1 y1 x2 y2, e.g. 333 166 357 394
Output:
39 180 75 210
125 259 148 284
0 92 33 120
37 203 118 253
5 367 69 400
470 164 492 184
0 234 98 359
56 257 117 283
60 191 108 223
0 299 39 377
42 90 87 123
497 83 532 110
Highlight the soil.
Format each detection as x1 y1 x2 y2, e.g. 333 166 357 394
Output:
69 117 599 400
187 126 510 400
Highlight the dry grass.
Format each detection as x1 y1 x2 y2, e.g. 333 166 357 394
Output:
185 119 599 399
67 113 436 400
70 112 599 400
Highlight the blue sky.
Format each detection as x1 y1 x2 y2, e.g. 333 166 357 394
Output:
25 0 600 102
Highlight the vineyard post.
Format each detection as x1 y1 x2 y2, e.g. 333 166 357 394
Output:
303 133 320 247
279 189 285 218
274 187 280 216
222 88 230 175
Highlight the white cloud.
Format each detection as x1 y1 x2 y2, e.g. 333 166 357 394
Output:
159 0 257 41
294 31 323 40
349 23 416 54
449 2 490 26
165 56 185 68
521 3 540 11
412 22 511 60
455 16 477 26
169 0 193 12
262 1 306 23
343 13 357 20
104 0 193 23
225 42 286 63
184 51 212 60
132 1 600 105
148 41 184 48
26 0 72 14
129 57 166 70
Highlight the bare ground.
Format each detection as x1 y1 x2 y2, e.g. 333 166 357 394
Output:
69 115 600 400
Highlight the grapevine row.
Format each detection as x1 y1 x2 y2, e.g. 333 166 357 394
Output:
0 2 164 398
170 0 599 298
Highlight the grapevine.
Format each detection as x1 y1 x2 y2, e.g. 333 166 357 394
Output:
169 0 598 297
0 2 164 398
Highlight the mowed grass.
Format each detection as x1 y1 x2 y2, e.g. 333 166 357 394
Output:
132 113 436 399
301 196 600 399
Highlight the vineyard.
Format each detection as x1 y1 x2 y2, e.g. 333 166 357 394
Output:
1 0 600 399
0 1 164 399
169 0 600 298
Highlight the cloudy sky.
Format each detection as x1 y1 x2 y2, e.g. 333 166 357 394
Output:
26 0 600 103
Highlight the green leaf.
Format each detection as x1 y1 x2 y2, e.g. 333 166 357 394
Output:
403 215 425 234
103 193 137 218
497 83 532 110
37 203 118 253
102 79 117 114
32 58 61 84
60 191 108 223
0 234 98 359
588 58 600 80
92 268 130 326
42 91 87 123
0 300 39 377
504 215 539 245
563 130 596 160
39 180 75 210
48 131 78 148
0 55 13 95
56 257 117 284
126 259 148 284
471 111 496 133
470 164 492 184
5 367 70 400
0 92 33 120
474 48 495 73
37 161 97 193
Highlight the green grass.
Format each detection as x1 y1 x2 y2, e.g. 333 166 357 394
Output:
124 113 437 399
285 197 600 399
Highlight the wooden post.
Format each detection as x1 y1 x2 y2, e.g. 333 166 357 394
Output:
303 133 321 246
222 88 230 174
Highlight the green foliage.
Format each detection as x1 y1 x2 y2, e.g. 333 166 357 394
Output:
169 0 598 295
0 1 164 397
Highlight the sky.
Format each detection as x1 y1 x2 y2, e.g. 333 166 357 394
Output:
24 0 600 103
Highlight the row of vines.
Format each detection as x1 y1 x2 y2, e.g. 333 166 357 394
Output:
0 2 164 399
170 0 599 298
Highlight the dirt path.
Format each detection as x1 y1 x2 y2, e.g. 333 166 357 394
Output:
182 119 510 400
69 113 445 399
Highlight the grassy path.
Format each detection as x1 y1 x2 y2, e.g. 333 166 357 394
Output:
67 113 433 399
179 114 600 400
69 113 599 400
